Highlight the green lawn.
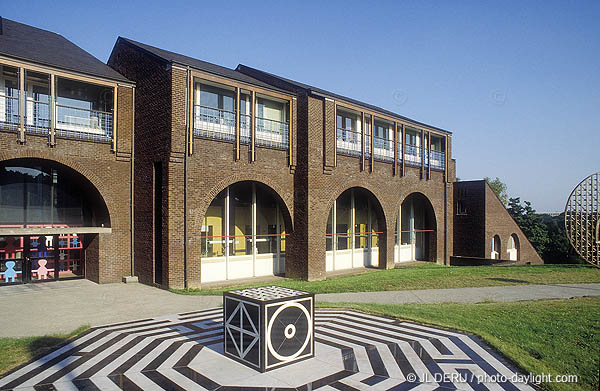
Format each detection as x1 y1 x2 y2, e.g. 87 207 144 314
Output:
0 326 89 377
319 297 599 391
173 264 600 295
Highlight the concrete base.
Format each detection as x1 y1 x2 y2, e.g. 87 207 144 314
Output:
122 276 139 283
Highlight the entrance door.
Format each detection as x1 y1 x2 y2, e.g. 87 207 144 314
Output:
27 235 58 282
0 236 25 285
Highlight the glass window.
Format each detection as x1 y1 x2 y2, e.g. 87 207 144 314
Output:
0 65 20 127
256 186 278 255
229 182 253 256
401 200 412 245
354 191 369 249
257 97 288 122
198 83 234 112
202 190 226 258
326 208 333 251
56 77 113 113
25 71 50 132
371 209 379 248
336 191 351 250
0 161 107 227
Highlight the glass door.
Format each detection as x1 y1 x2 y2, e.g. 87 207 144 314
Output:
57 233 84 279
28 235 58 282
0 236 25 285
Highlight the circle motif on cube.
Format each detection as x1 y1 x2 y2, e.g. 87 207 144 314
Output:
267 301 312 361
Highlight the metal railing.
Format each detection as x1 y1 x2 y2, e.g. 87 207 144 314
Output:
193 105 236 142
255 117 289 149
240 113 251 144
0 94 20 131
336 127 362 157
403 143 422 166
430 150 445 170
25 100 50 135
55 104 113 142
373 135 394 162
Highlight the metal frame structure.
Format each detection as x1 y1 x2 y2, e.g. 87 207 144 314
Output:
564 172 600 267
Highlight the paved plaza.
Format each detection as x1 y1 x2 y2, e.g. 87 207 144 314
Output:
1 280 599 338
0 308 535 391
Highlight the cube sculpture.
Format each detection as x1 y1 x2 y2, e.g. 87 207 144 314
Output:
223 286 314 372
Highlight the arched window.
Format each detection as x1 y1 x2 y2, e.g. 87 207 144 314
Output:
0 159 109 227
508 234 520 261
491 235 501 259
395 193 436 263
0 159 109 284
325 188 383 272
200 182 288 283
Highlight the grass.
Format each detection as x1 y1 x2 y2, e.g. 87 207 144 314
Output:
0 325 89 377
172 263 600 295
318 297 600 391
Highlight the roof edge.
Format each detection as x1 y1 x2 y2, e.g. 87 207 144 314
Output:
237 63 452 135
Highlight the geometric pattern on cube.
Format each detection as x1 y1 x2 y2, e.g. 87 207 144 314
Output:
224 285 314 372
0 308 536 391
565 171 600 267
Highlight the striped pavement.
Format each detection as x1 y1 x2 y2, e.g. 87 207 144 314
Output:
0 308 535 390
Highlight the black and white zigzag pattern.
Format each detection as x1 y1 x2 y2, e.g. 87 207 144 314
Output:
0 309 535 391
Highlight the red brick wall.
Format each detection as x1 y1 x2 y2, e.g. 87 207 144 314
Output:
109 40 171 286
0 83 134 283
484 183 543 264
452 180 543 264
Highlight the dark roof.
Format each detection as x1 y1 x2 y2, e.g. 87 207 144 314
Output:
117 37 288 93
237 64 452 134
0 17 131 83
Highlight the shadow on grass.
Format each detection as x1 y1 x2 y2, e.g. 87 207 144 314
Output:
0 326 89 377
487 278 530 283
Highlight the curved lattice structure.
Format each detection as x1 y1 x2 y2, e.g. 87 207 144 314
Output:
565 172 600 267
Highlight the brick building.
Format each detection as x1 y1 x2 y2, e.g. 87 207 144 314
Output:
107 37 542 290
0 18 135 284
0 19 541 289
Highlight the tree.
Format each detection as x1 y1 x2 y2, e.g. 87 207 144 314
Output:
484 177 508 206
539 213 585 264
507 197 549 255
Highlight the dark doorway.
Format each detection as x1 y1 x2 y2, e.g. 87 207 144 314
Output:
153 162 163 285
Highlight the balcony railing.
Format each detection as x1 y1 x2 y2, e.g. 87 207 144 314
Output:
404 143 422 166
55 104 113 142
0 94 20 131
193 105 236 142
240 113 251 144
255 117 289 149
25 99 50 135
373 135 394 162
336 127 362 157
429 150 445 170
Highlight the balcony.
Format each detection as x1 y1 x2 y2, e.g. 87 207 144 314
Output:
0 93 20 131
429 149 445 170
336 127 362 157
0 66 114 143
55 104 112 142
255 117 289 149
403 143 422 166
193 105 236 142
373 135 394 162
192 82 290 150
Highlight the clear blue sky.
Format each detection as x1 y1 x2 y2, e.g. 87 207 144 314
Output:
4 1 599 212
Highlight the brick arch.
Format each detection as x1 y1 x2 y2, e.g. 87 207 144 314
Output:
199 173 294 232
319 183 391 269
396 191 439 262
320 182 393 235
395 191 439 230
0 151 116 225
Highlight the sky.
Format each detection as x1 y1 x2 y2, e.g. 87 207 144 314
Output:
3 0 598 212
